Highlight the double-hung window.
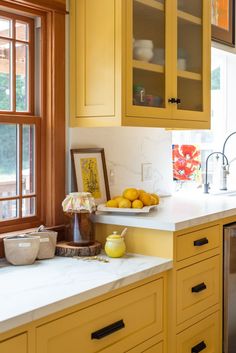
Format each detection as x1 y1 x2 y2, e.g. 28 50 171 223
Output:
0 10 40 227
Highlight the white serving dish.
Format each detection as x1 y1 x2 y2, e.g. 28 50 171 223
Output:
4 235 40 266
97 204 158 214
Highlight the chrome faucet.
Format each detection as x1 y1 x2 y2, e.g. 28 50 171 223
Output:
203 152 229 193
221 131 236 190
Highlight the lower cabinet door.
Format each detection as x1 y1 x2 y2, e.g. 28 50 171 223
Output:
0 333 27 353
36 279 163 353
176 311 220 353
125 338 163 353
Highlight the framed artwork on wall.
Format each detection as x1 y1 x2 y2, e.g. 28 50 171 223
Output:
212 0 235 47
71 148 110 204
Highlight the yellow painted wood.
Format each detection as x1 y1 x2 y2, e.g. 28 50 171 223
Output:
133 60 164 74
176 225 220 262
135 0 164 12
177 10 202 25
70 0 211 129
176 311 220 353
126 338 163 352
0 333 27 353
177 70 201 81
95 224 174 259
36 279 163 353
176 255 220 325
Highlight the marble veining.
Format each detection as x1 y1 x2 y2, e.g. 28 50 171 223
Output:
94 193 236 231
0 254 172 333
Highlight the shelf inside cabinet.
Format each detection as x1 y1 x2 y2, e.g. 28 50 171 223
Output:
177 10 202 25
135 0 164 12
177 70 202 81
133 60 164 74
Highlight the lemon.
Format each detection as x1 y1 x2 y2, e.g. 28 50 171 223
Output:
112 195 122 200
139 192 152 206
132 199 143 209
123 188 139 201
106 199 119 208
151 193 160 205
118 198 132 208
113 196 124 204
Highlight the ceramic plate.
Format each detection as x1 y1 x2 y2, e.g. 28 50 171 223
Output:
96 204 158 214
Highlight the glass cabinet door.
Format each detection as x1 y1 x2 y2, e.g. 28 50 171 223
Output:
176 0 205 113
126 0 171 119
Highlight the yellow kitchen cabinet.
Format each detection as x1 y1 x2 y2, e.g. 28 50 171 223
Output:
126 336 163 353
36 278 165 353
95 221 223 353
70 0 211 129
0 333 27 353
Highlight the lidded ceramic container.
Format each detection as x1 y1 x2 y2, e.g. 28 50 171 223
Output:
133 39 154 62
62 192 96 246
105 231 126 258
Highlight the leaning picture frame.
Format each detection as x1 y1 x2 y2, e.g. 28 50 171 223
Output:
212 0 235 47
71 148 110 205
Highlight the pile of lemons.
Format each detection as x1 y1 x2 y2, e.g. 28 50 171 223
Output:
106 188 159 209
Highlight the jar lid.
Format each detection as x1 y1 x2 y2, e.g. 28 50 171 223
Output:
62 192 96 213
107 234 122 240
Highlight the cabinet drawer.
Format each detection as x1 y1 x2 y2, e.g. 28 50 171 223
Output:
126 340 163 353
176 311 220 353
36 279 163 353
177 256 220 324
0 333 27 353
176 225 220 262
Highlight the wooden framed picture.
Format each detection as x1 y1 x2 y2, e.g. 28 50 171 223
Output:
212 0 235 47
71 148 110 204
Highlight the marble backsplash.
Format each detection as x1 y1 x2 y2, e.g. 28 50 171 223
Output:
69 127 173 197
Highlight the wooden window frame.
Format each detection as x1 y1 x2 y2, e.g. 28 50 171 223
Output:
0 10 35 114
0 0 66 234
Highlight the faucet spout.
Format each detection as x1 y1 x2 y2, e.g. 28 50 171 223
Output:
204 152 229 194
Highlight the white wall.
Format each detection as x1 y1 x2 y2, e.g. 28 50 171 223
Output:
69 127 173 198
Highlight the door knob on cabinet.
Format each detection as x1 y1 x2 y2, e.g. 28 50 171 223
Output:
168 97 181 104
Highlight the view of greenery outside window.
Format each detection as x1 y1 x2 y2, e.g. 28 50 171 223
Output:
172 47 236 193
0 13 36 222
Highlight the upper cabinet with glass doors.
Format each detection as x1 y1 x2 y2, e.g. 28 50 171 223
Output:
70 0 211 129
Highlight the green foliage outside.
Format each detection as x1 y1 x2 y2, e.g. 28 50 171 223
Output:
211 66 220 90
0 73 30 175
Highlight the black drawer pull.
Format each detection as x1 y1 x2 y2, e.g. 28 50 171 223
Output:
91 320 125 340
192 282 207 293
191 340 207 353
194 238 209 247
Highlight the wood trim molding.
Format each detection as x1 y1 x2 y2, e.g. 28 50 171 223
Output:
0 0 66 13
0 1 66 233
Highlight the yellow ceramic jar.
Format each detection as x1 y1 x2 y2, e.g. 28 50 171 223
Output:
105 232 126 258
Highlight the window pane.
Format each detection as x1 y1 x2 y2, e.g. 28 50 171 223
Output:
0 17 11 38
22 197 35 217
0 39 12 111
16 43 28 112
16 21 29 42
0 124 17 197
23 125 35 195
0 199 17 221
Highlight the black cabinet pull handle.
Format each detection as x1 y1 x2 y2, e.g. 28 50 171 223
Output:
91 320 125 340
194 238 209 247
192 282 207 293
191 340 207 353
168 97 181 104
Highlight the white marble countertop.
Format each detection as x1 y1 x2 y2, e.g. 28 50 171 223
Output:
0 254 172 334
94 192 236 231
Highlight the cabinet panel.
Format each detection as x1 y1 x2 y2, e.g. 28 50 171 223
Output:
176 225 220 262
0 333 27 353
126 340 163 353
176 256 220 324
71 0 116 118
176 311 220 353
36 279 163 353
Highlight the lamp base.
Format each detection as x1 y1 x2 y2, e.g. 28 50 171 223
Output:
55 241 102 257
